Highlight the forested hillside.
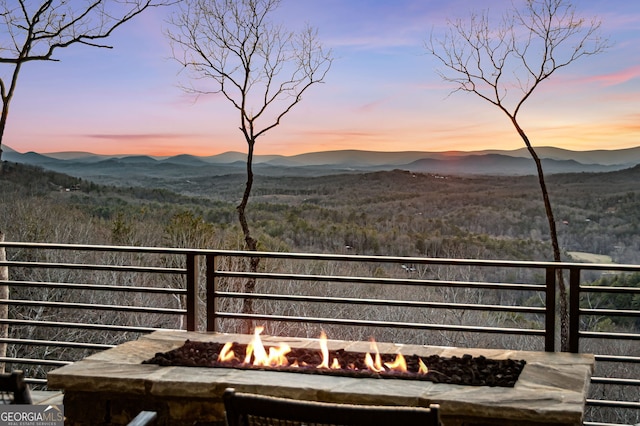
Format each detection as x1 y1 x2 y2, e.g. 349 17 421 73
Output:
2 161 639 424
1 161 639 264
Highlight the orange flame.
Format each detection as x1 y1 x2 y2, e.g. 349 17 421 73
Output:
331 357 341 369
243 326 262 364
317 330 344 370
364 352 384 372
267 344 291 366
243 341 253 364
418 357 429 374
317 330 330 369
384 353 407 372
223 327 429 377
218 342 236 363
365 338 385 372
243 326 291 367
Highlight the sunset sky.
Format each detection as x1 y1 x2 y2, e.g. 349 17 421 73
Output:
4 0 639 157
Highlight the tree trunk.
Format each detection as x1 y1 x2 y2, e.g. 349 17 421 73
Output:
0 232 8 373
0 98 10 173
0 59 23 174
236 140 259 334
510 117 568 351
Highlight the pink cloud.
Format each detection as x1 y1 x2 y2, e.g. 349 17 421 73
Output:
291 129 383 140
533 64 640 95
85 133 203 141
356 98 391 113
583 65 640 87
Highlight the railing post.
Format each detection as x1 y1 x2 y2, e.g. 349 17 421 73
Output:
545 266 556 352
186 253 199 331
206 254 217 332
568 268 581 353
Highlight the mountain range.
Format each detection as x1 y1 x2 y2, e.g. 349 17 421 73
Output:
4 145 640 181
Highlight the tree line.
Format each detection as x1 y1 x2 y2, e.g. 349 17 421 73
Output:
2 162 639 423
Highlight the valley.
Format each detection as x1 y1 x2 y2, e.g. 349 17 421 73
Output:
1 158 639 265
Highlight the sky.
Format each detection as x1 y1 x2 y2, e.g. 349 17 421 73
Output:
3 0 640 157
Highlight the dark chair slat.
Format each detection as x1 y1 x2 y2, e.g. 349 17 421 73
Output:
0 371 32 405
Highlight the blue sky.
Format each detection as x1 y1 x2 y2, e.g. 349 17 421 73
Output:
4 0 639 156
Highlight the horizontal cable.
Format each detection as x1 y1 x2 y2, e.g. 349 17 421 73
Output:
2 280 186 294
0 318 168 333
580 308 640 317
214 270 545 291
3 241 640 272
215 312 546 336
591 377 640 386
1 298 186 315
0 260 184 274
586 399 640 409
580 285 640 294
0 337 113 350
0 241 201 255
594 354 640 363
584 422 633 426
211 250 640 272
579 330 640 340
215 291 547 314
0 357 71 367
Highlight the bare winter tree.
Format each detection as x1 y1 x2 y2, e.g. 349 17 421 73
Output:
0 0 170 171
166 0 331 325
427 0 608 351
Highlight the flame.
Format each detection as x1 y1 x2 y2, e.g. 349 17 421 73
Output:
317 330 330 369
243 341 254 364
384 353 407 372
218 342 236 363
267 344 291 366
220 327 430 378
365 338 385 372
364 352 384 372
418 357 429 374
243 326 291 367
243 326 262 364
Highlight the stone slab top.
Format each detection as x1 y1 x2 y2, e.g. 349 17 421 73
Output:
48 330 595 425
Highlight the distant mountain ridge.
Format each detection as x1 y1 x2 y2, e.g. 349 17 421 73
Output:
3 145 640 180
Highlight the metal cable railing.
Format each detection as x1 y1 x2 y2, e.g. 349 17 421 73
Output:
0 242 200 386
0 242 638 425
204 251 559 353
570 270 640 425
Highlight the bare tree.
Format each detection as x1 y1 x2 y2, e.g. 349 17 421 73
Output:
0 0 170 171
166 0 331 325
427 0 608 351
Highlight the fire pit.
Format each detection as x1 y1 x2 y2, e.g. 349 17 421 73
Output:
47 330 594 426
143 328 526 387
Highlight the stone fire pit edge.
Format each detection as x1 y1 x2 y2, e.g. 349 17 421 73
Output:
47 330 595 426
